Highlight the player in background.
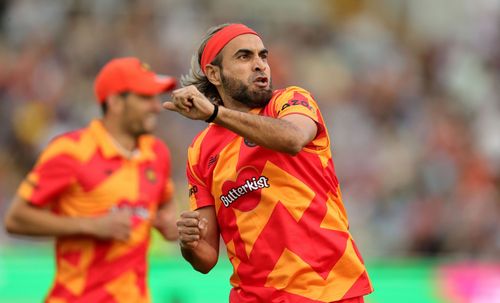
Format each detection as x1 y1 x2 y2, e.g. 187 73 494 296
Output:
4 57 178 303
164 23 373 303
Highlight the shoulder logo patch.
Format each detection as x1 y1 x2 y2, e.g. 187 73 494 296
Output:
208 154 218 168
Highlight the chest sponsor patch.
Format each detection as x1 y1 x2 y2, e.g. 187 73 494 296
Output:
220 175 270 208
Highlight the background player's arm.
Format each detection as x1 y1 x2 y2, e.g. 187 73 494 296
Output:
153 199 179 241
4 195 132 241
177 206 219 274
164 85 317 155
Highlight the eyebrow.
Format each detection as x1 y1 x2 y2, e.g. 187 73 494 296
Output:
233 48 269 57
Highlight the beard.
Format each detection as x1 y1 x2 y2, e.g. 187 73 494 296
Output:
221 72 273 108
122 119 150 138
122 108 157 138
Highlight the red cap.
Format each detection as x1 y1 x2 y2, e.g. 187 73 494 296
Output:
94 57 176 103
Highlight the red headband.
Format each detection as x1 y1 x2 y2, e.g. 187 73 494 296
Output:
200 24 259 74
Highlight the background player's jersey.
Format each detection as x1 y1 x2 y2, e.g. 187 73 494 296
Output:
17 120 173 303
187 86 373 302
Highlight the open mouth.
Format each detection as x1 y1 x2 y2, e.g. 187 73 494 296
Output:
253 76 269 88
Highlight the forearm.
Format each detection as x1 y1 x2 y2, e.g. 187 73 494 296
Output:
181 240 219 274
5 208 91 237
158 222 178 241
214 106 307 155
155 216 179 241
154 202 179 241
4 197 93 237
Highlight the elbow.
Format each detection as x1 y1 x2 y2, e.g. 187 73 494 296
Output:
286 145 302 156
183 250 218 274
193 261 217 274
280 129 311 156
283 139 304 156
195 267 211 274
4 215 20 235
4 197 30 235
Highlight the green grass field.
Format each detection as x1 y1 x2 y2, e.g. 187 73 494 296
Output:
0 245 449 303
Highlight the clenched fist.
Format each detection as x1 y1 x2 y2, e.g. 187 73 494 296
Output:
176 211 208 249
90 208 132 241
163 85 216 121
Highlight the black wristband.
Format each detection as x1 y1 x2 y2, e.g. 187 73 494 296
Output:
205 104 219 123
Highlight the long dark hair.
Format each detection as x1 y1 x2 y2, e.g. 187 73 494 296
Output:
181 23 232 105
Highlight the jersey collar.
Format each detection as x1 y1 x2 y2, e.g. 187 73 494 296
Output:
89 119 155 161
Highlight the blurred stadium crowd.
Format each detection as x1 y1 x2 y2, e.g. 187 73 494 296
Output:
0 0 499 259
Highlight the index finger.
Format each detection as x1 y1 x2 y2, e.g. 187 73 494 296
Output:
168 95 192 112
172 87 191 98
173 86 202 100
162 100 178 111
180 211 200 219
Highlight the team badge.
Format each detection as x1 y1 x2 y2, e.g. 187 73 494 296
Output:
141 62 151 71
145 167 157 183
244 138 257 147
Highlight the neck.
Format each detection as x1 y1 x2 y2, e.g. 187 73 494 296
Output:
101 118 137 152
220 94 252 113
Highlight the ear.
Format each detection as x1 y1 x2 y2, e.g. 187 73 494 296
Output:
205 64 221 86
106 94 124 114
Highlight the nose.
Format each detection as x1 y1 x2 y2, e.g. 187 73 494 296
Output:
253 57 267 72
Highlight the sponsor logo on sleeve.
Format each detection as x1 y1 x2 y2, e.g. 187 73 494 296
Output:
278 99 315 115
189 185 198 197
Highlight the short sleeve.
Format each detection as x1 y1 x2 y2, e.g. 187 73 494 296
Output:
156 140 174 203
271 86 327 149
186 152 214 211
162 178 175 202
273 86 321 123
17 140 78 206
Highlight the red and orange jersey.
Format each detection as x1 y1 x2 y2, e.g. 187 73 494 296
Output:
187 86 373 302
17 119 173 303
